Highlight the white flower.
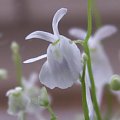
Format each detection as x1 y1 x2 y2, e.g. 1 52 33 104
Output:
22 73 38 93
24 8 82 89
22 73 41 113
22 73 47 120
69 25 117 104
6 87 29 116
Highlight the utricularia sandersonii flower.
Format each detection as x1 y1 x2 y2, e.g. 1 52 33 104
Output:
6 87 29 116
22 73 42 113
69 25 117 104
24 8 82 89
6 74 49 120
22 73 49 120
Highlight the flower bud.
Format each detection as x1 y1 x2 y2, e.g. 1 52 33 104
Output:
0 69 7 80
82 53 88 64
11 41 19 54
38 87 50 107
109 74 120 91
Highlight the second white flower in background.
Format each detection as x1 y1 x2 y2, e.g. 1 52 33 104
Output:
69 25 117 104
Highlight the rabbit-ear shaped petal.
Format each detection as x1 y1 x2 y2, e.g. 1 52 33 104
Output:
26 31 55 43
94 25 117 42
52 8 67 39
69 28 87 40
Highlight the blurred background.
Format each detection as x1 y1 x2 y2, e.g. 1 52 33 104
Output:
0 0 120 119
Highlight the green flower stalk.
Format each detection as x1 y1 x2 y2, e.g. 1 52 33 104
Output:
11 41 22 86
84 0 102 120
80 61 90 120
10 42 24 119
39 87 57 120
47 105 57 120
18 112 26 120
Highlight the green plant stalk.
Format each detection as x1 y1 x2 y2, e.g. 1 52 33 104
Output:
85 0 92 43
84 44 102 120
47 105 57 120
83 0 102 119
13 52 22 86
80 63 90 120
18 112 25 120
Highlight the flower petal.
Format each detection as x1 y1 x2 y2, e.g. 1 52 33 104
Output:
25 31 55 43
94 25 117 42
22 73 38 89
29 73 38 83
40 61 76 89
91 46 113 105
52 8 67 39
85 78 94 120
96 87 104 106
60 36 82 80
23 54 47 63
39 44 77 89
91 46 113 87
69 28 87 40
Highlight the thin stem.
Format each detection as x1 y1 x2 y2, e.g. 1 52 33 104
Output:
84 0 92 43
80 63 90 120
47 105 57 120
83 0 102 119
18 112 26 120
84 44 102 120
13 52 22 86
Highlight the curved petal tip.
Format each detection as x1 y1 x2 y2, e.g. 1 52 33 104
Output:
56 8 67 15
25 31 40 40
60 8 67 13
